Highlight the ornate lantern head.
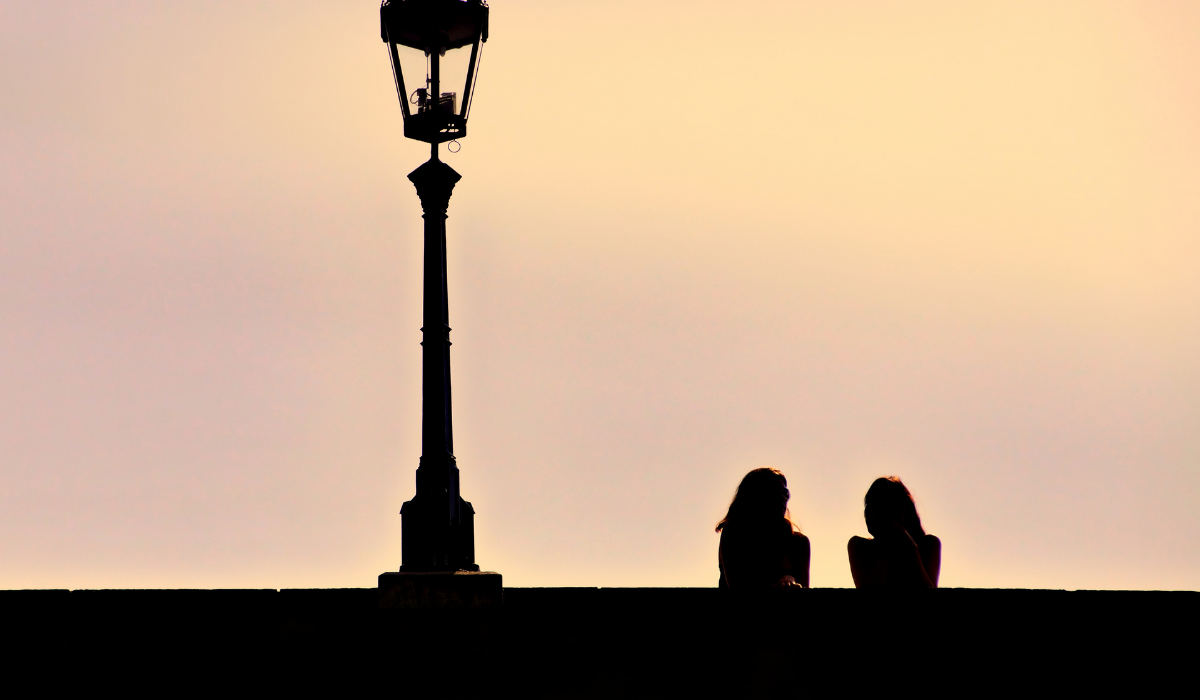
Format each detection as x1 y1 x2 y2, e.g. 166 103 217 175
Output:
381 0 489 144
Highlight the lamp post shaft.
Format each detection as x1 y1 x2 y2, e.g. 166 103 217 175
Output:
400 152 477 572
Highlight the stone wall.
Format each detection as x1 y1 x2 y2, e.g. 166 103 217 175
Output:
2 588 1192 695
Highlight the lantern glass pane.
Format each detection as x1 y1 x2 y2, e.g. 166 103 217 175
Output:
439 44 473 116
391 43 429 109
391 42 475 118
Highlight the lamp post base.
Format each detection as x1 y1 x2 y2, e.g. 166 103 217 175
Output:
378 571 502 609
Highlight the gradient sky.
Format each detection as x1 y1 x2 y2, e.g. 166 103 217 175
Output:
1 1 1197 590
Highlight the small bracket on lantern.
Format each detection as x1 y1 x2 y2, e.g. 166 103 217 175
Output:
447 140 461 153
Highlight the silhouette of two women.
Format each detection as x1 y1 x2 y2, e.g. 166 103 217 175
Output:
717 471 940 589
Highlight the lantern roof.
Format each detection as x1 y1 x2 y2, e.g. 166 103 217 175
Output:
381 0 489 51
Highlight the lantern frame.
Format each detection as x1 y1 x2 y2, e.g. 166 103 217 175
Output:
381 0 489 144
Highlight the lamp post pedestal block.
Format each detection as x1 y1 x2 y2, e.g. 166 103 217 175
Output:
378 571 503 609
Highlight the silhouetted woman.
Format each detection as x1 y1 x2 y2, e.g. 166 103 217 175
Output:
717 468 810 589
847 477 941 588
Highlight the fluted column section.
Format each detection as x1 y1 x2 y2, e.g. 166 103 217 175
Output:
400 157 476 572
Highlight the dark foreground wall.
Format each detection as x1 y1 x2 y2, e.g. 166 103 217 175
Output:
2 587 1194 696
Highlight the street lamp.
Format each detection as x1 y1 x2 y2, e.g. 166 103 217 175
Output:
381 0 487 147
380 0 489 576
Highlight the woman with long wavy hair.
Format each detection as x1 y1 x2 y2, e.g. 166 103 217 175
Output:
847 476 941 588
716 468 810 588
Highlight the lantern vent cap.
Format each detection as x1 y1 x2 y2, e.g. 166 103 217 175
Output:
381 0 489 50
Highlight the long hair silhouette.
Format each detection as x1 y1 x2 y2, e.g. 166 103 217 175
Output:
716 468 809 588
716 467 798 534
864 476 924 538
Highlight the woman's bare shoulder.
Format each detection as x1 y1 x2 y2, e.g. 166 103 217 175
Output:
920 534 941 549
847 535 871 552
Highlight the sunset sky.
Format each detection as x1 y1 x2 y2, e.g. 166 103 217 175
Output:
1 1 1197 590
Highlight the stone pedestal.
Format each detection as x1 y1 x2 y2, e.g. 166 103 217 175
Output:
378 571 502 609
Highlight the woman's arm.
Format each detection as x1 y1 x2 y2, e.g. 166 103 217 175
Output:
918 535 941 588
780 533 810 588
718 538 732 588
847 536 878 588
793 534 810 588
883 527 934 588
885 528 934 588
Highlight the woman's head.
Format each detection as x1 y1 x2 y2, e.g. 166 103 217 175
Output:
863 476 925 538
715 467 795 533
